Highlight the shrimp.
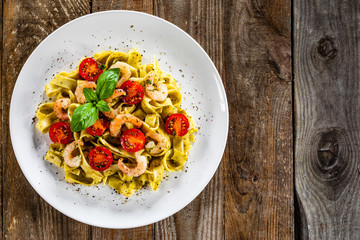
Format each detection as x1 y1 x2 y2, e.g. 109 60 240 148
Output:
101 89 127 119
109 61 132 88
118 151 147 177
75 82 97 104
63 140 84 168
145 73 168 102
54 98 71 120
102 107 120 119
104 89 126 103
109 113 143 137
145 131 167 154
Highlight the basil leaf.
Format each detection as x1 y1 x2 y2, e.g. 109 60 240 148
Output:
83 88 98 103
96 100 111 112
70 103 99 132
96 68 120 100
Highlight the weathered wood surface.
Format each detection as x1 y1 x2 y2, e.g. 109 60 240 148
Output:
294 0 360 239
1 0 294 239
223 0 293 239
0 0 3 238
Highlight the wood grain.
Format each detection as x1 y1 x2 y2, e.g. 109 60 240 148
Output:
154 0 225 239
2 1 90 239
92 0 153 14
294 0 360 239
223 0 293 239
0 0 3 238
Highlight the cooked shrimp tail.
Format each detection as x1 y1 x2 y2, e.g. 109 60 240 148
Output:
104 89 126 103
118 151 147 177
63 140 84 168
145 131 167 154
102 105 119 119
109 61 132 88
54 98 71 120
101 89 127 119
145 73 168 102
109 113 143 137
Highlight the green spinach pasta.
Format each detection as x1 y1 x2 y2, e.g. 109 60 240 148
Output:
35 48 197 196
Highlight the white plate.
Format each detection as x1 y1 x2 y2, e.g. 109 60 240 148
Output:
10 10 228 229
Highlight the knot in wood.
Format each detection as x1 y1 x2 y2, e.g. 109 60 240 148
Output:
317 36 337 60
315 130 343 178
311 129 351 200
318 141 338 167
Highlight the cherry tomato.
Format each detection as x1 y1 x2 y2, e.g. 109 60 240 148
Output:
79 58 103 81
165 113 190 137
49 121 72 144
88 146 113 171
120 80 145 104
120 129 145 152
86 118 109 136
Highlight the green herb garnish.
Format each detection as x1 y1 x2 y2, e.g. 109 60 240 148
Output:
83 88 98 103
70 68 120 132
70 103 99 132
96 68 120 100
96 100 111 112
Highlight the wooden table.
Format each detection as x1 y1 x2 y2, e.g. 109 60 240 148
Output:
1 0 358 239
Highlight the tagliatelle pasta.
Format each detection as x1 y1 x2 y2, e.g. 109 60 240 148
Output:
36 48 197 197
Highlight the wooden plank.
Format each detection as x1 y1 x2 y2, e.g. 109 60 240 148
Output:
2 1 90 239
154 1 225 239
0 0 3 238
92 0 153 13
90 1 153 239
91 226 153 240
223 0 293 239
295 0 360 239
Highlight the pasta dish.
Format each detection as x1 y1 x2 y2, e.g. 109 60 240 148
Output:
35 48 197 196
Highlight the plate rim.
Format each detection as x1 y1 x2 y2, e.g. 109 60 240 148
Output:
9 10 229 229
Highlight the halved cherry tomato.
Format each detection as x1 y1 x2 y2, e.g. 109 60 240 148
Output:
79 58 103 81
88 146 113 171
165 113 189 137
49 121 72 144
120 129 145 152
120 80 145 104
86 118 109 136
